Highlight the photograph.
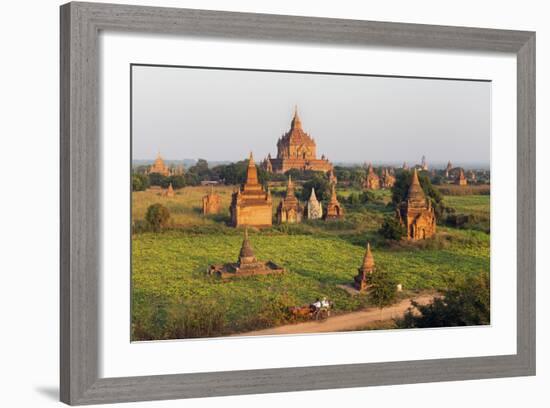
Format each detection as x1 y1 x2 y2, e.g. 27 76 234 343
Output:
130 64 491 341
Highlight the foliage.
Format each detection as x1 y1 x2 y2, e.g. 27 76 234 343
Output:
131 181 490 340
148 172 167 187
334 165 367 188
132 173 149 191
368 269 398 309
379 216 406 240
299 174 331 202
437 184 490 196
145 203 171 232
187 158 211 179
399 271 490 328
391 170 443 205
212 160 248 185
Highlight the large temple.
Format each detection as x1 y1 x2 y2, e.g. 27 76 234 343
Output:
208 229 284 279
147 152 173 177
276 176 303 224
396 169 436 240
229 153 273 228
263 107 333 174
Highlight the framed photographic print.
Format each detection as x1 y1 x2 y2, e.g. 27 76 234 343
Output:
60 2 535 405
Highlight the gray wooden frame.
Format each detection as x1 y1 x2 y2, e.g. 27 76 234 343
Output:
60 1 536 405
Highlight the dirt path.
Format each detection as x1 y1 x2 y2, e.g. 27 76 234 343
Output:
234 294 434 337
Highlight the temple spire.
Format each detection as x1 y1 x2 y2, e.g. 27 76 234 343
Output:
362 242 375 270
411 168 420 185
406 168 427 206
245 152 259 185
309 187 317 201
291 105 302 130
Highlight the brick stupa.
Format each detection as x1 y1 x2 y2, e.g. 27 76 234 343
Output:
230 153 273 227
208 229 284 279
396 169 436 240
276 175 303 224
353 242 376 291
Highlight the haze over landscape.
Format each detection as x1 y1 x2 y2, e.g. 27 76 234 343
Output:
132 65 491 168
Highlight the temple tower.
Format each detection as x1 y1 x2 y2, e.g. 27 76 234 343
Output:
164 182 175 197
354 242 376 291
276 175 303 224
396 169 436 240
229 152 273 227
456 168 468 186
325 184 344 220
202 185 221 215
149 152 171 176
266 107 333 174
364 163 381 190
305 187 323 220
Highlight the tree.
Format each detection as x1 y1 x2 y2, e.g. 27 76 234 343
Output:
299 174 330 202
378 216 406 240
132 173 149 191
212 160 248 185
166 175 186 189
148 172 168 187
399 272 490 328
368 269 398 319
188 158 211 181
145 203 170 232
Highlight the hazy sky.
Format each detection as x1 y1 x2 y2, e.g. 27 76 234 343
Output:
132 65 490 166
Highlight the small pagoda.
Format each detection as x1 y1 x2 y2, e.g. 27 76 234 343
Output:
208 229 284 279
455 168 468 186
364 163 380 190
305 187 323 220
164 182 175 197
381 168 396 189
325 184 344 220
276 175 303 224
202 186 221 215
353 242 376 292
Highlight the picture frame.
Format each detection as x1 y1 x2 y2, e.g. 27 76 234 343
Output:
60 1 535 405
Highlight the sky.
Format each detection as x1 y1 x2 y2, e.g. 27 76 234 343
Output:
132 65 491 167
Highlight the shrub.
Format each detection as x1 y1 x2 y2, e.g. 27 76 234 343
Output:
379 216 406 240
445 213 490 233
132 173 149 191
132 219 151 234
145 203 170 232
369 269 398 310
398 271 490 328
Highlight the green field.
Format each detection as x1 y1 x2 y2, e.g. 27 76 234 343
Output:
131 184 490 340
444 195 490 218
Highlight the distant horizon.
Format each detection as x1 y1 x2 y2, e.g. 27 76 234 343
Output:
132 158 490 170
132 65 491 165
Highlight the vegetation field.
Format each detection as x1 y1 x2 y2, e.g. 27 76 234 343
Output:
131 183 490 340
443 194 490 218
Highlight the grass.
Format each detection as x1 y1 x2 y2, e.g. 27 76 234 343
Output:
444 195 490 218
131 184 490 340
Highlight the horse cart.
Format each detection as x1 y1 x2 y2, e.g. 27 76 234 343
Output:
289 299 331 321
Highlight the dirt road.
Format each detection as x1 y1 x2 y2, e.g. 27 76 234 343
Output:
234 294 434 337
